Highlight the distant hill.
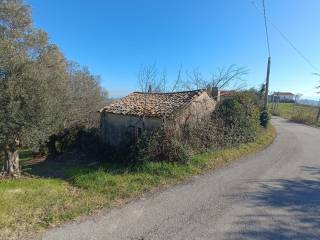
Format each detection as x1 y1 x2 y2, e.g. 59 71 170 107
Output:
298 99 320 106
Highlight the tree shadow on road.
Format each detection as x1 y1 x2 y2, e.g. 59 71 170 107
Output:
225 166 320 240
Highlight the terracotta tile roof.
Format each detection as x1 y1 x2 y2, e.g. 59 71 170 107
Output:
100 90 206 118
220 90 236 97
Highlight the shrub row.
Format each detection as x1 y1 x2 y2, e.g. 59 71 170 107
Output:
49 92 269 165
134 92 263 163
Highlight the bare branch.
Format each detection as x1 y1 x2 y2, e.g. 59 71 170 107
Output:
154 68 167 93
211 65 248 90
137 64 248 94
137 63 158 93
171 64 184 92
185 68 206 90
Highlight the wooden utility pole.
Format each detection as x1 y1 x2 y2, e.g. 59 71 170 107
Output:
262 0 271 111
264 57 271 110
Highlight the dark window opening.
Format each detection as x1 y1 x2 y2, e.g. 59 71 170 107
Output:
128 126 142 143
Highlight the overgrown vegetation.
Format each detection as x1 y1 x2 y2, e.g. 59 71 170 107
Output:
0 125 275 240
128 92 263 164
0 75 276 239
270 103 320 127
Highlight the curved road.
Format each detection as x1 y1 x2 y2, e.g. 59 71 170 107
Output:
43 117 320 240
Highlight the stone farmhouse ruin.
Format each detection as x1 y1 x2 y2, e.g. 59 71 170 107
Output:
99 88 220 146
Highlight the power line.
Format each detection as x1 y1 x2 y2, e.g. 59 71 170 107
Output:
250 0 320 73
262 0 271 58
260 0 271 110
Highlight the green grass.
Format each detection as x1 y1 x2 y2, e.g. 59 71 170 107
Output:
270 103 319 127
0 125 276 240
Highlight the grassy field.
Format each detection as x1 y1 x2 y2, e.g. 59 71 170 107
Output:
270 103 320 127
0 125 276 240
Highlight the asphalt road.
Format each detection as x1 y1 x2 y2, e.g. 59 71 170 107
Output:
43 117 320 240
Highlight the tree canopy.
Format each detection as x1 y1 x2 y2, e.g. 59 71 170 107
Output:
0 0 107 176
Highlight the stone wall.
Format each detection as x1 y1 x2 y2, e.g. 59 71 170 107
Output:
100 113 162 146
170 92 217 135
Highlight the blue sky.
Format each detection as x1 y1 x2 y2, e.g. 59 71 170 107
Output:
26 0 320 99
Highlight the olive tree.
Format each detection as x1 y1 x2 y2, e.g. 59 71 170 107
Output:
0 0 70 176
67 64 108 128
0 0 109 176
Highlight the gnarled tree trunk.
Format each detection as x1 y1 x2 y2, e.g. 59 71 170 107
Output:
1 146 20 178
48 135 59 159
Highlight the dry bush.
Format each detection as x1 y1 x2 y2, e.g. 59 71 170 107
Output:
133 125 191 163
271 108 281 116
290 109 316 125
